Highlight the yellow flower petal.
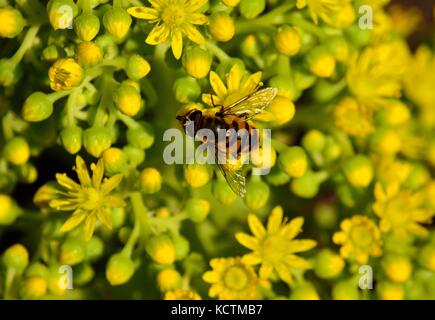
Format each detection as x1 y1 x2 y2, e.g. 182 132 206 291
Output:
171 30 183 60
102 174 123 194
84 214 96 241
242 253 262 265
247 214 266 239
235 232 258 250
267 206 283 233
60 210 87 232
280 216 304 239
202 93 221 106
146 24 170 45
285 255 312 270
226 64 243 92
259 262 273 279
127 6 158 20
287 239 317 253
241 71 262 94
91 159 104 189
96 208 113 230
148 0 163 9
74 155 91 187
182 24 205 45
49 199 78 211
105 195 126 208
202 271 218 283
275 262 293 284
189 0 208 12
209 71 228 98
55 173 80 191
189 13 208 25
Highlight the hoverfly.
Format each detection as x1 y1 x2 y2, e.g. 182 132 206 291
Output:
176 87 278 197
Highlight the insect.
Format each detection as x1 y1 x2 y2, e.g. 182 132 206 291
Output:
176 87 278 197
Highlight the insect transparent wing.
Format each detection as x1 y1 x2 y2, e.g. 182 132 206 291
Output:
216 163 246 197
220 87 278 120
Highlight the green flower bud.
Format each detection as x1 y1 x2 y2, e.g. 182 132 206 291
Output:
108 208 126 229
265 166 290 186
240 35 260 58
404 163 430 191
126 122 155 150
26 262 48 278
336 183 362 207
213 178 237 205
126 54 151 80
244 177 270 210
47 0 79 30
42 45 62 63
278 146 308 178
185 198 210 222
332 280 360 300
306 46 336 78
146 234 176 265
326 36 349 62
83 127 112 158
4 136 30 165
17 163 38 184
0 59 21 86
172 234 190 261
85 236 104 262
173 76 201 103
22 92 54 122
343 155 373 188
209 12 235 42
418 245 435 272
20 276 48 299
3 244 29 273
113 84 142 116
102 7 132 39
60 126 82 154
345 24 371 48
157 268 182 292
289 283 320 300
74 13 100 41
314 249 345 279
184 163 212 188
139 167 162 194
183 252 206 276
106 252 135 286
275 26 301 57
76 41 103 67
370 128 401 156
102 147 128 174
302 130 326 154
73 263 95 286
313 202 337 229
0 7 25 38
291 170 319 199
123 145 145 166
323 137 341 163
269 75 301 101
182 46 212 79
0 194 19 225
59 236 86 266
239 0 266 19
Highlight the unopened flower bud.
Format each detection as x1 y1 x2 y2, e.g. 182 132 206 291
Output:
74 13 100 41
306 46 336 78
0 7 25 38
326 36 349 62
241 35 260 58
244 178 270 209
332 280 359 300
184 164 212 188
47 0 78 30
126 54 151 80
0 59 21 86
182 46 212 79
418 245 435 272
126 122 155 150
289 283 320 300
343 155 373 188
302 130 326 154
76 41 102 66
291 170 320 199
103 7 132 39
213 178 238 205
146 234 176 265
139 167 162 194
74 263 95 286
103 148 128 174
185 198 210 222
239 0 266 19
83 127 112 158
209 12 235 42
377 282 404 300
60 236 86 266
22 92 54 122
172 234 190 260
3 244 29 273
314 249 345 279
275 26 301 56
106 252 135 286
60 126 82 154
174 77 201 103
4 136 30 165
269 75 301 101
113 84 142 116
382 255 412 283
157 268 182 291
371 128 401 156
20 276 48 299
123 145 145 166
0 194 19 225
278 146 308 178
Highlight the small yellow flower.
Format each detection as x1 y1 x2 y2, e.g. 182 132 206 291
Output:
333 97 374 137
182 46 212 79
146 234 176 264
128 0 208 59
0 7 25 38
49 155 126 240
209 12 235 42
164 289 201 300
202 257 263 299
184 163 212 188
48 58 83 91
157 268 182 291
275 26 301 57
139 167 162 194
373 183 434 238
236 206 316 284
332 215 382 264
76 41 102 67
113 84 142 116
382 255 412 283
202 63 262 109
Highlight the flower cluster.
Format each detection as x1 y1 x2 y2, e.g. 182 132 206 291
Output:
0 0 435 300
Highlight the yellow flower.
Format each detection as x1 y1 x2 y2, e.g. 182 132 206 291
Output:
157 268 182 291
373 183 434 238
202 257 263 299
76 41 102 67
296 0 348 25
332 215 382 264
347 42 410 110
0 7 25 38
48 58 83 91
202 63 262 109
333 97 373 137
128 0 208 59
235 206 316 284
49 155 126 240
164 289 201 300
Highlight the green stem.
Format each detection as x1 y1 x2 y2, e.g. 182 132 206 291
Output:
65 87 81 126
4 269 16 300
117 111 139 128
122 214 141 257
48 90 70 103
276 54 291 77
271 139 289 152
10 25 40 65
2 113 15 140
130 192 153 240
285 13 327 39
205 40 231 62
